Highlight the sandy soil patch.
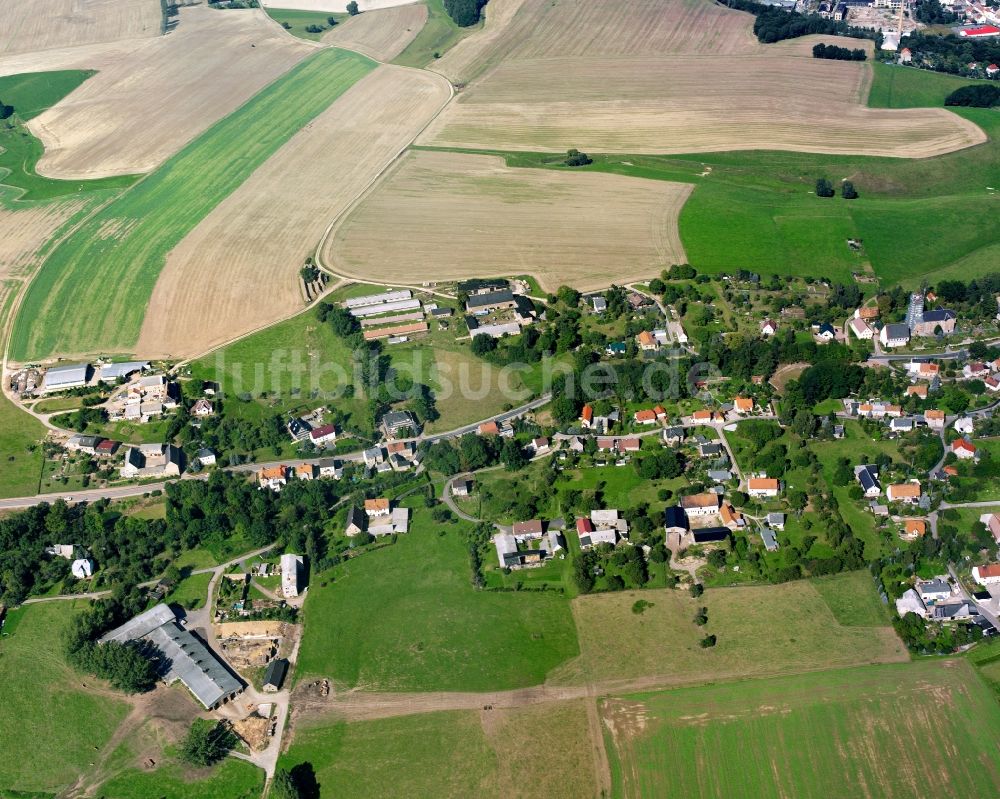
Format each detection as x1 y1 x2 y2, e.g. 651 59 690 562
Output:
324 149 692 292
136 65 450 360
419 0 983 157
27 5 317 179
264 0 420 11
323 3 427 61
0 0 162 57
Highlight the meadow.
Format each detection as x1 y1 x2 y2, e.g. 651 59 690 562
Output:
0 601 131 794
295 508 579 691
92 759 264 799
603 659 1000 798
548 577 907 687
11 47 376 362
264 7 345 40
282 699 599 798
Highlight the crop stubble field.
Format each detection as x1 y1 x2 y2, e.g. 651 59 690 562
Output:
0 0 162 57
11 48 376 363
137 65 450 359
325 150 692 292
28 6 317 179
418 0 983 157
323 3 428 61
603 660 1000 798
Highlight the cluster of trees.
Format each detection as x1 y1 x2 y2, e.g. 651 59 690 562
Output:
934 273 1000 324
0 98 13 120
900 31 1000 77
812 43 866 61
914 0 958 24
719 0 874 44
564 148 592 167
945 85 1000 108
180 719 238 766
572 543 649 593
444 0 487 26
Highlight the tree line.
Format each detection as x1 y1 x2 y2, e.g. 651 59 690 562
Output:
945 85 1000 108
444 0 488 27
719 0 876 45
900 31 1000 78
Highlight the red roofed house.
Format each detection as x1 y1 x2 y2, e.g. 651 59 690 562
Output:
95 439 120 457
903 519 926 538
887 482 921 503
620 437 641 452
654 405 667 420
310 423 337 446
899 46 912 63
636 331 657 351
576 517 595 535
747 477 780 498
924 409 945 430
973 564 1000 586
987 513 1000 543
952 438 978 459
734 397 754 414
906 385 927 399
479 421 500 436
513 519 544 540
597 437 616 452
989 64 1000 76
634 409 657 425
580 404 594 429
761 319 778 337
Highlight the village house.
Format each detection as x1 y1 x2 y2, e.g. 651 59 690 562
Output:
680 493 721 517
120 444 183 480
344 506 367 536
380 410 418 439
294 464 314 481
767 512 785 530
734 396 754 415
720 502 745 530
580 404 594 429
363 446 385 468
849 317 874 340
906 385 928 399
760 319 778 337
917 577 952 604
879 323 910 348
309 423 337 447
973 564 1000 586
984 513 1000 543
963 362 990 380
465 288 516 313
954 416 975 435
197 448 216 467
96 439 120 458
952 438 978 460
452 478 473 497
663 506 689 534
747 477 780 498
856 306 879 321
281 553 303 598
887 482 922 504
576 517 618 549
855 465 881 498
478 421 500 436
528 437 550 455
895 589 926 618
365 498 391 517
190 399 214 417
663 426 685 446
258 465 288 491
909 361 939 380
889 417 914 434
636 330 658 351
903 519 927 539
66 434 102 455
816 322 836 341
924 409 945 430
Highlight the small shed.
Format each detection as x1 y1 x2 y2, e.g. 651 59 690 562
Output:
262 658 289 692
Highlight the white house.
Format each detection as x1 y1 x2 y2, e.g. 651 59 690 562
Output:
855 465 881 498
954 416 975 435
71 558 94 579
895 588 927 618
849 317 873 340
747 477 780 498
916 577 952 604
281 553 303 598
760 319 778 337
973 564 1000 586
879 323 910 348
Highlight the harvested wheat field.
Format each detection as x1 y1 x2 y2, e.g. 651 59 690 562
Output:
137 66 450 360
263 0 418 10
0 200 89 281
0 0 162 57
323 3 427 61
430 0 530 84
419 0 984 157
27 5 316 179
324 150 692 292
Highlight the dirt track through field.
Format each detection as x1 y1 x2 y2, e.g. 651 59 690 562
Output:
323 3 427 61
0 0 162 57
419 0 984 157
136 65 451 359
27 5 316 179
325 149 693 292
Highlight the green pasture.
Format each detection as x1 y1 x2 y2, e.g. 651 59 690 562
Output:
11 49 376 362
0 602 131 795
296 509 578 691
604 659 1000 799
264 8 345 40
94 758 264 799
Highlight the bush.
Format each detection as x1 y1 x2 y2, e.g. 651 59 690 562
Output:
700 634 717 648
815 178 835 198
841 180 858 200
945 85 1000 108
564 148 593 167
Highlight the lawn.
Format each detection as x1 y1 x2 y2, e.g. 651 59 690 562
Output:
603 659 1000 799
281 698 598 799
11 49 376 362
867 60 995 109
547 578 907 688
0 70 136 200
393 0 473 68
296 509 579 691
164 572 211 610
810 569 890 626
93 758 264 799
0 601 131 795
0 390 44 498
264 8 345 40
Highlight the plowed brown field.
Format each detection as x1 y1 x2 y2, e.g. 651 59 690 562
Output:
323 150 693 292
27 5 316 179
323 3 427 61
419 0 984 157
0 0 162 57
136 65 451 359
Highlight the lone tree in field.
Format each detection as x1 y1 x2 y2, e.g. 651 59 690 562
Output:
346 0 359 14
841 180 858 200
565 148 593 167
327 15 338 26
815 178 835 198
179 719 237 767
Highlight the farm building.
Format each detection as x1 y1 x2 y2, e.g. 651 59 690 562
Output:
466 289 516 312
262 658 289 692
281 553 303 598
98 361 149 382
100 604 243 709
879 324 910 348
344 289 412 309
41 363 90 392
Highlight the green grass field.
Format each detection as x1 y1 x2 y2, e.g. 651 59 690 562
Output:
0 390 44 498
93 758 264 799
810 569 890 626
393 0 473 68
11 49 376 362
867 61 994 109
282 699 598 799
296 509 578 691
264 8 345 40
164 572 211 610
0 602 131 794
548 577 906 687
604 659 1000 798
0 70 137 201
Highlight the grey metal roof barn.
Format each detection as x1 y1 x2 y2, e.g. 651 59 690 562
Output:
41 363 90 391
98 361 149 382
99 603 243 709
